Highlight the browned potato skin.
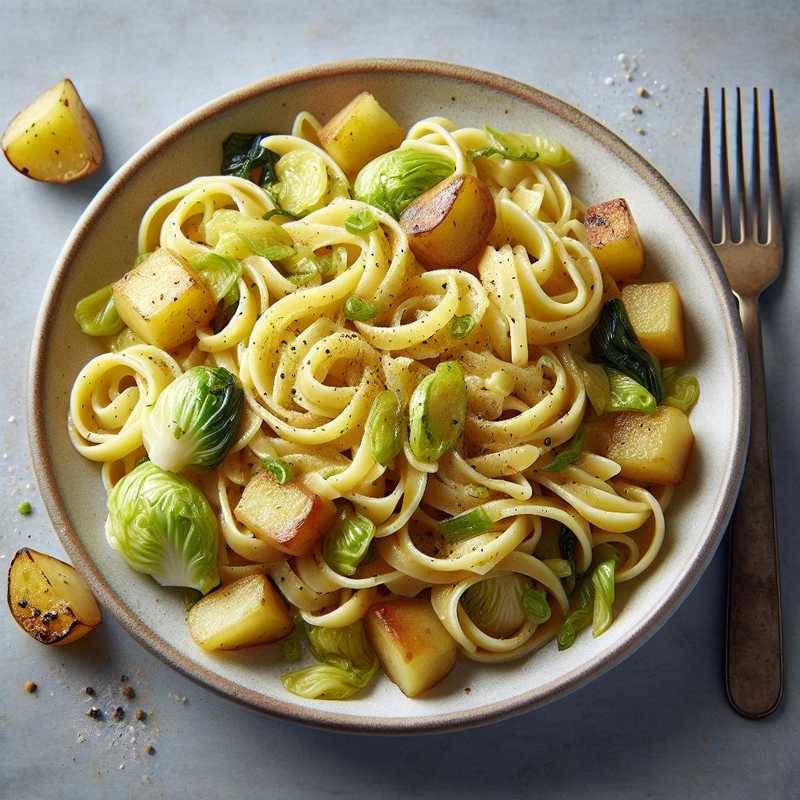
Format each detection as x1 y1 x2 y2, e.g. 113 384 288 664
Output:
8 548 101 646
400 174 496 268
365 597 457 698
234 472 336 557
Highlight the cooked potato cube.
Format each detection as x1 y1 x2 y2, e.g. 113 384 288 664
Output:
586 406 694 484
2 79 102 183
365 597 457 697
234 471 336 557
318 92 405 174
7 548 101 645
585 198 644 281
112 248 214 350
400 174 495 268
188 574 292 650
621 282 686 361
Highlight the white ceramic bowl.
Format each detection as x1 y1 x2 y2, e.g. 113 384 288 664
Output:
29 59 748 733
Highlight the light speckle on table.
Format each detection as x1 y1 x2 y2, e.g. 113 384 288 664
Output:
1 1 798 799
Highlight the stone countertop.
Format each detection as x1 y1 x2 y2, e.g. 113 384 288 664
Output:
1 1 798 798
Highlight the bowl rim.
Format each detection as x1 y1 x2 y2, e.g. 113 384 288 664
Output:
27 58 748 735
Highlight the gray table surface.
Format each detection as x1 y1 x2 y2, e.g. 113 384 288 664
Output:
1 1 798 798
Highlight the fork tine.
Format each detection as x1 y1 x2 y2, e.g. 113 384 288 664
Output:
718 88 733 244
699 88 713 238
734 88 747 242
767 89 783 246
750 88 763 241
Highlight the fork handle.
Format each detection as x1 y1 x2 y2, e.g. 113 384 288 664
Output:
725 295 783 718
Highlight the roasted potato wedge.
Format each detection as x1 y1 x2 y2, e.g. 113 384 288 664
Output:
585 405 694 484
113 248 215 350
188 574 292 650
400 174 495 268
585 198 645 281
366 597 457 697
8 548 101 645
621 281 686 361
234 471 336 557
2 79 102 183
318 92 405 174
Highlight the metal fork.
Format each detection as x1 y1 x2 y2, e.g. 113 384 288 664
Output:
700 88 783 718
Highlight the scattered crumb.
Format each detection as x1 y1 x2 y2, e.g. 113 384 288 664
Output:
464 687 472 694
120 674 129 683
85 686 96 696
76 733 88 744
25 680 37 693
111 706 125 722
87 706 103 720
122 685 136 700
632 106 643 115
636 127 646 135
636 86 649 98
145 744 156 756
135 708 147 722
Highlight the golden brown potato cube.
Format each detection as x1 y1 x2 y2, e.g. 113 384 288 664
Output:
365 597 457 697
318 92 405 174
400 174 496 268
234 471 336 556
589 406 694 484
621 282 686 361
112 248 214 350
7 548 101 646
188 574 292 651
2 79 103 183
585 198 645 281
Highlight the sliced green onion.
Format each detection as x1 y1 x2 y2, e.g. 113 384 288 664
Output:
450 314 476 340
606 369 657 413
522 587 551 624
74 284 125 337
343 296 378 321
345 209 378 236
237 233 295 262
663 368 700 413
262 456 294 484
365 390 403 466
591 558 617 637
541 425 584 472
263 207 300 221
556 578 594 650
543 558 572 579
323 509 376 577
439 507 492 543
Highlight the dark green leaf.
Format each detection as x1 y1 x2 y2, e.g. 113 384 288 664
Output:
221 133 280 187
590 299 663 402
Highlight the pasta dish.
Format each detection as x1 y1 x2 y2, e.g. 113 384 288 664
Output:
68 92 698 699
